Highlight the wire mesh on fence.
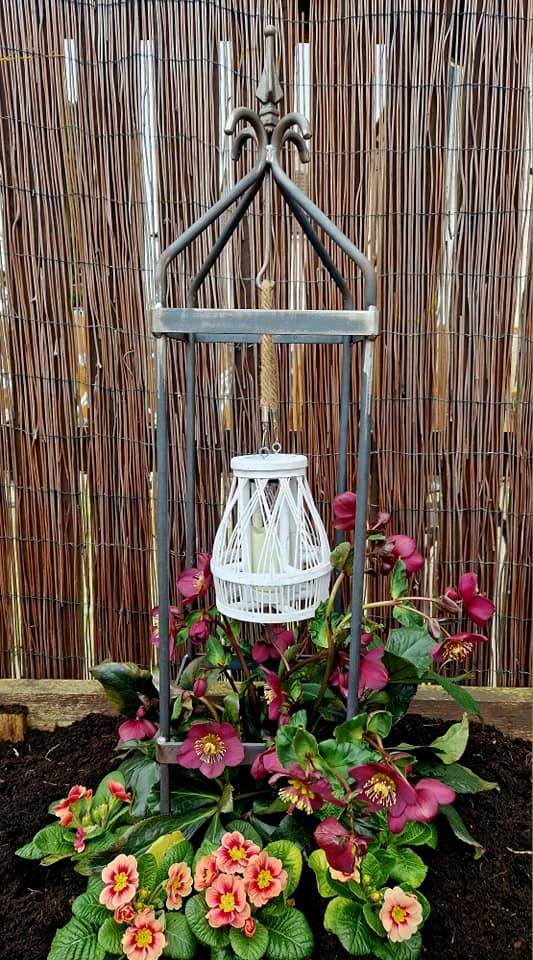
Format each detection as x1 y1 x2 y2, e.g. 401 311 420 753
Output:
0 1 531 684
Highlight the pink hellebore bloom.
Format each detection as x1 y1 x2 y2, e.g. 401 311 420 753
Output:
379 887 423 943
387 778 456 833
150 605 182 660
378 535 424 575
264 753 344 815
205 873 251 928
314 816 369 874
99 854 139 911
252 626 294 664
350 762 416 814
333 491 357 531
261 668 289 722
447 573 495 628
243 850 288 907
122 907 167 960
431 631 488 666
164 862 193 910
330 647 388 700
189 613 212 644
176 554 212 605
118 706 158 746
176 721 244 779
216 831 261 874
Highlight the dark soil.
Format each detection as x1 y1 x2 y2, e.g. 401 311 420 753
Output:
1 713 530 960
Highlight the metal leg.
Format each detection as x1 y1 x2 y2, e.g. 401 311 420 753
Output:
156 337 170 814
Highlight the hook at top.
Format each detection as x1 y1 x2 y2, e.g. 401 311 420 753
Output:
256 25 283 133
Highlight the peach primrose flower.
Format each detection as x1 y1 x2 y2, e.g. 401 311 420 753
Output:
205 873 251 928
99 854 139 910
194 853 219 891
243 850 288 907
122 908 167 960
216 831 261 874
114 902 137 925
243 918 257 938
108 780 132 802
164 862 193 910
379 886 423 942
52 785 93 825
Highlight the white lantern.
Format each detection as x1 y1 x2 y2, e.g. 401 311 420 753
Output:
211 453 331 623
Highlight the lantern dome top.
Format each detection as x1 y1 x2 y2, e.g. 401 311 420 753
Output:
231 453 307 478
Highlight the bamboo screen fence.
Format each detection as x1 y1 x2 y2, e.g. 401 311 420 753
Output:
0 1 531 686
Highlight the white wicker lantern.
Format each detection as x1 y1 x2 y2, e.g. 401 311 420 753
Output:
211 453 331 623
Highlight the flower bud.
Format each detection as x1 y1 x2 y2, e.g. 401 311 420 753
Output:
243 918 257 938
439 593 461 614
193 677 207 698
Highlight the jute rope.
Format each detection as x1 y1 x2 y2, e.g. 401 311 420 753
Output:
259 278 279 417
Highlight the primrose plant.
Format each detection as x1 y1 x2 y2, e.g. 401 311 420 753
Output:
21 492 497 960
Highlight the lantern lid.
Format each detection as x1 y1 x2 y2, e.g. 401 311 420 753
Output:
231 453 307 478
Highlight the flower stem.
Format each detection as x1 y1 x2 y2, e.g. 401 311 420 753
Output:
198 697 221 722
309 572 345 727
221 616 258 712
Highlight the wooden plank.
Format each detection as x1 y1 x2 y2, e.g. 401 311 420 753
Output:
0 679 530 739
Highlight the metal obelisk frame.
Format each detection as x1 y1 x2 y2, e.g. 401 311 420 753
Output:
153 27 379 813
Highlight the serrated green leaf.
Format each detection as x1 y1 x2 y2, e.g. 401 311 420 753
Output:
275 725 318 770
439 804 485 857
390 821 438 849
15 838 44 860
387 847 427 888
71 891 109 927
319 738 377 776
164 911 197 959
229 921 269 960
48 917 106 960
264 840 302 897
333 714 368 743
29 822 74 857
185 894 230 948
429 714 469 763
372 932 423 959
385 628 434 677
363 902 386 937
261 905 313 960
323 898 375 956
360 851 389 889
97 917 124 954
136 851 158 893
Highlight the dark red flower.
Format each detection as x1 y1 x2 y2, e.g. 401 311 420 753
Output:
431 631 488 666
333 491 357 531
350 762 416 813
176 721 244 779
177 554 212 605
448 574 495 628
375 534 424 575
252 626 294 664
314 817 369 873
151 605 182 659
387 778 456 833
261 667 289 722
189 613 212 644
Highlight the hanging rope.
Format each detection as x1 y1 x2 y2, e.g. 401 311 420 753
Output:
259 278 280 450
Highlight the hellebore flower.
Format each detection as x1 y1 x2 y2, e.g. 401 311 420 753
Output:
387 778 456 833
122 908 167 960
176 554 212 605
379 887 423 943
261 667 290 722
99 854 139 911
314 816 369 874
189 613 212 644
216 831 261 874
350 762 416 813
274 768 343 815
244 850 288 907
150 605 182 659
194 853 219 891
330 647 389 700
431 631 488 666
176 721 244 779
205 873 251 928
376 535 424 575
192 676 208 698
164 862 193 910
252 626 294 664
333 491 357 530
118 706 158 745
446 573 495 627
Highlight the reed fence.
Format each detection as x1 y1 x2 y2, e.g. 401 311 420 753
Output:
0 1 531 685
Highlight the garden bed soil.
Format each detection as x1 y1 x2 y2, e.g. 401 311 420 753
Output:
0 713 530 960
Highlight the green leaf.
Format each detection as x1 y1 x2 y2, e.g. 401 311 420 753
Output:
264 840 302 897
425 672 481 717
275 725 318 770
157 839 195 885
431 762 499 794
30 822 74 858
439 804 485 858
148 831 189 865
308 602 329 650
333 714 368 743
372 932 423 959
385 628 434 677
229 921 269 960
79 815 215 875
164 912 197 959
390 561 409 600
261 905 314 960
307 849 351 899
97 917 124 954
392 605 424 628
137 852 158 892
330 542 353 575
92 769 126 806
363 902 386 937
15 838 44 860
225 820 263 847
319 738 376 778
185 895 230 948
384 683 418 723
367 710 393 738
222 692 240 726
323 898 375 956
429 714 469 763
71 891 109 927
207 635 229 668
359 851 389 889
387 847 427 888
91 661 159 717
48 917 106 960
390 821 438 849
125 756 160 818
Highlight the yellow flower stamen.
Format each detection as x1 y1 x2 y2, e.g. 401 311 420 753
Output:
229 845 247 861
220 893 236 912
392 905 407 923
194 734 226 764
136 929 153 947
365 773 397 807
257 869 273 890
113 871 129 892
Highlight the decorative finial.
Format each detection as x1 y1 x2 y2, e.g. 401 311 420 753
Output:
256 25 283 133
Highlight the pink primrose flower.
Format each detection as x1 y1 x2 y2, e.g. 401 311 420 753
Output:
164 861 193 910
447 573 495 628
252 626 294 664
188 614 212 644
176 721 244 779
108 780 132 803
114 902 137 924
122 908 167 960
99 854 139 911
376 535 424 575
314 817 369 874
205 873 251 928
261 667 289 722
387 778 456 833
73 827 86 853
216 831 261 874
431 631 488 666
118 707 158 746
379 886 423 943
349 762 416 814
176 554 212 605
150 604 182 659
194 853 219 891
333 491 357 531
243 850 288 907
